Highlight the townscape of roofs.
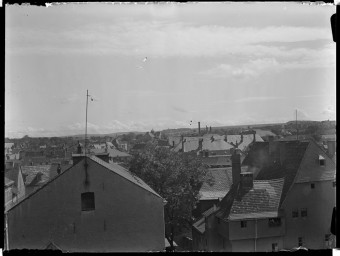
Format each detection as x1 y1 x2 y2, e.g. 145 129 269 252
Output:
4 119 336 252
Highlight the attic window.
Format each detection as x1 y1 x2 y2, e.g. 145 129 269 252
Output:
319 155 325 166
311 183 315 189
81 192 95 211
292 209 299 218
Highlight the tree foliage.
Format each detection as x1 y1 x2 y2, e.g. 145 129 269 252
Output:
129 144 209 248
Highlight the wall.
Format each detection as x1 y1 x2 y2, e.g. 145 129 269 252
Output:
231 236 283 252
8 158 165 252
282 180 335 249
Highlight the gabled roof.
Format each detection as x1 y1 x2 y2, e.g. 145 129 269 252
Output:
5 169 20 186
243 140 309 206
294 140 336 183
90 156 162 199
172 137 233 153
7 155 163 213
200 168 233 200
228 178 284 221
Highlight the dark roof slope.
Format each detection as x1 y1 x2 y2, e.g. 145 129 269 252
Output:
200 168 233 200
243 141 309 205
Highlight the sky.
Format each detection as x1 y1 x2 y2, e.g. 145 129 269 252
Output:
5 2 336 138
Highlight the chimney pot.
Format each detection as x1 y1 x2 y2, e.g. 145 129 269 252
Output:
198 122 201 135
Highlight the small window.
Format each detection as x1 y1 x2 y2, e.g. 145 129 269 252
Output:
241 220 247 228
301 208 308 218
298 237 304 247
311 183 315 189
292 209 299 218
319 155 325 166
268 218 281 227
272 243 278 252
333 181 336 188
81 192 95 211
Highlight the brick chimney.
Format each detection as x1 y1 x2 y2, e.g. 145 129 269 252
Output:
77 141 82 154
327 140 336 158
253 130 256 142
198 122 201 135
232 149 241 186
198 138 203 151
172 141 175 148
240 172 253 190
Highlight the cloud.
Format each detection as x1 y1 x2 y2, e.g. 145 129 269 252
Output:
7 20 332 59
202 58 280 79
322 105 336 119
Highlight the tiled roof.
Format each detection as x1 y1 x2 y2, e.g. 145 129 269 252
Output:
202 156 231 167
244 140 309 205
227 179 284 221
89 155 162 199
200 168 233 200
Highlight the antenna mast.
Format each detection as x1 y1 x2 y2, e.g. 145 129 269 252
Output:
296 109 298 141
85 89 89 157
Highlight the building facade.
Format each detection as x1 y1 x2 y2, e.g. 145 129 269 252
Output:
6 155 166 252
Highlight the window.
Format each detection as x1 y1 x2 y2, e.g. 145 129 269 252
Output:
272 243 278 252
81 192 95 211
292 209 299 218
333 181 336 188
301 208 307 218
311 183 315 189
298 237 304 247
268 218 281 227
217 218 220 224
319 155 325 166
241 220 247 228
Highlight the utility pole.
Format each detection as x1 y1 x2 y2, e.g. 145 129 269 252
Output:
85 89 89 157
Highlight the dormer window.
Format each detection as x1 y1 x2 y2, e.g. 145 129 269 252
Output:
319 155 325 166
81 192 95 211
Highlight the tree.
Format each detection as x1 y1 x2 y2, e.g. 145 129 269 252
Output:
129 144 210 250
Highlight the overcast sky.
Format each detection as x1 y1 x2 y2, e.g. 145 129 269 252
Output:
5 2 336 138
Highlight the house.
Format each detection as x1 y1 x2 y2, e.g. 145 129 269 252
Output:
130 143 147 154
5 168 26 211
6 154 166 252
192 139 336 251
90 147 132 164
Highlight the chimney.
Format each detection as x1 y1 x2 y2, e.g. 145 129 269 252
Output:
232 149 241 186
77 141 82 154
105 143 108 153
198 122 201 135
240 172 253 190
206 126 208 133
327 140 336 158
279 142 286 166
182 138 186 152
172 141 175 148
253 131 256 142
198 138 203 151
211 136 214 142
268 136 275 155
210 126 212 132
